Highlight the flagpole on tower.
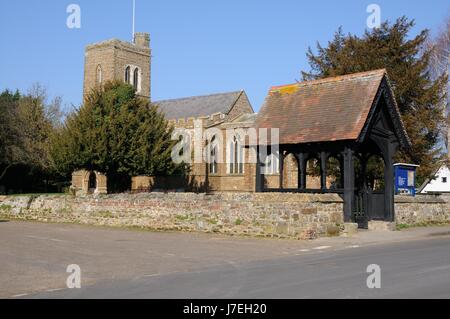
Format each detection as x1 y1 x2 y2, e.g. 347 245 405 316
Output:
132 0 136 43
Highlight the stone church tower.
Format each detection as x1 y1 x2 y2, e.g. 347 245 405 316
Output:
83 32 151 100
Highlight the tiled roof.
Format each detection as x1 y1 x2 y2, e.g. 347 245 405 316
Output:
155 91 243 120
255 69 400 144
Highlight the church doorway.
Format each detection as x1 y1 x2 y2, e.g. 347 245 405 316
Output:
88 172 97 194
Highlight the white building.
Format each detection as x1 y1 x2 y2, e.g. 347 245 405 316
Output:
419 165 450 194
419 126 450 194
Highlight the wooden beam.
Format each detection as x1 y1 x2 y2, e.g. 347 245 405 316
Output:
279 150 284 190
343 147 355 222
384 142 395 222
320 151 328 191
297 152 307 190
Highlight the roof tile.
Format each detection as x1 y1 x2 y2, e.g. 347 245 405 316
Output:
255 69 387 144
155 91 242 120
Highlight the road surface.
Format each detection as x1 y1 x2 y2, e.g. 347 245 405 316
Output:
1 220 450 298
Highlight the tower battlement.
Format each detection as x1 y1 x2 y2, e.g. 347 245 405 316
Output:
83 33 151 100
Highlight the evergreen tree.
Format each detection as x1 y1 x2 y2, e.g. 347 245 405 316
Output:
0 89 23 181
302 17 448 184
52 81 184 192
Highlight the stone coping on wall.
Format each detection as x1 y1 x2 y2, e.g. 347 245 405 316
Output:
395 194 448 204
209 192 344 203
3 193 448 206
0 192 344 203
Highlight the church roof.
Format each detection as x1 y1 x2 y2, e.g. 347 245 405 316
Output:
155 91 244 120
232 113 258 123
255 69 409 146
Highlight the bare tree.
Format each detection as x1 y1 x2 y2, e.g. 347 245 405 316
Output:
0 84 65 182
429 15 450 80
426 13 450 152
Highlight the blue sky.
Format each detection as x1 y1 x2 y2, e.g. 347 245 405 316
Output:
0 0 448 112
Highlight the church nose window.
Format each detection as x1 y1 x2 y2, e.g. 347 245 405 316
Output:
133 68 139 92
125 66 131 84
96 65 102 84
207 135 218 175
229 135 244 174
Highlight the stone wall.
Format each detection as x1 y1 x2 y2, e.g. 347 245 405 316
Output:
2 193 447 240
83 37 151 100
71 170 108 195
83 44 116 98
0 193 345 240
226 91 254 121
394 194 450 225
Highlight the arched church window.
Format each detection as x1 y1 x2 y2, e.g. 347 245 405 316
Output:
96 65 102 84
264 151 279 175
208 135 218 175
228 135 244 174
133 68 139 92
125 66 131 84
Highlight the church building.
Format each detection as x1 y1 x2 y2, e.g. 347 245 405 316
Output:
72 32 412 225
73 32 258 193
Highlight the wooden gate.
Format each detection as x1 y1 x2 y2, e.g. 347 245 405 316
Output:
352 188 386 228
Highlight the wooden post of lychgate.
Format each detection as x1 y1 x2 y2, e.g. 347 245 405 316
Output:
343 147 355 222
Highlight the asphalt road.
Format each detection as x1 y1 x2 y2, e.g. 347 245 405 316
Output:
1 221 450 298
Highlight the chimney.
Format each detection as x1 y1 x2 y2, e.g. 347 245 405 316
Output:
134 32 150 48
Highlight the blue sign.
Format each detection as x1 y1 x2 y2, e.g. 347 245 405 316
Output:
394 163 419 196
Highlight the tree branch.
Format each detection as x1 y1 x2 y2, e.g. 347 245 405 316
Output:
0 163 13 182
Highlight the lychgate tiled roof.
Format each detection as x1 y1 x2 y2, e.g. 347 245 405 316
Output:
255 69 407 145
155 91 243 120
